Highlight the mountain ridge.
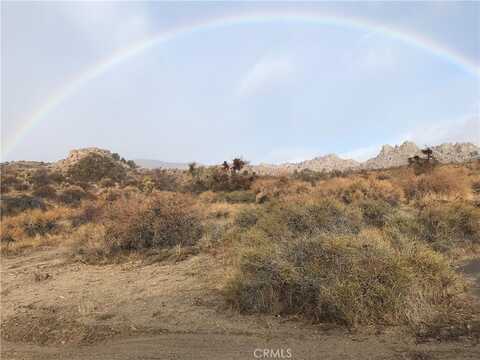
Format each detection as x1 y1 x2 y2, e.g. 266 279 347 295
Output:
249 141 479 175
43 142 479 174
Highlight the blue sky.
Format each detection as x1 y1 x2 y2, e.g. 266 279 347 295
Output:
2 1 479 164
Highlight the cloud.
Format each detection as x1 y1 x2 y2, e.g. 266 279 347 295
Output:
345 33 399 72
359 46 397 69
341 113 480 163
60 2 153 50
237 56 295 97
259 147 321 164
400 115 480 146
340 145 381 161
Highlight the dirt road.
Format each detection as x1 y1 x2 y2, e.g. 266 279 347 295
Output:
1 248 479 360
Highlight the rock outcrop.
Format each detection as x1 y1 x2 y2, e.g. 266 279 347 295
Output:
250 142 479 175
362 141 420 170
248 154 359 175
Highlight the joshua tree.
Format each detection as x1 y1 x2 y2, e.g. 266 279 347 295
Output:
231 158 247 173
421 147 434 162
188 162 197 177
222 161 230 171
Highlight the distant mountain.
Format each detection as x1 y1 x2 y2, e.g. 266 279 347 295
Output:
362 142 480 170
250 142 479 175
133 159 189 170
362 141 420 170
51 142 479 175
249 154 360 176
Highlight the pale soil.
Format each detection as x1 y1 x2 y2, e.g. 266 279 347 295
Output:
1 248 479 360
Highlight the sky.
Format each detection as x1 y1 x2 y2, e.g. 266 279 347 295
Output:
2 1 479 164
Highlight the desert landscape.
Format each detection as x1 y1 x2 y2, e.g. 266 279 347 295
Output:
2 144 480 359
2 2 480 359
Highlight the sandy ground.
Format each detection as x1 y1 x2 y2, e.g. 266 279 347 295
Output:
1 248 479 360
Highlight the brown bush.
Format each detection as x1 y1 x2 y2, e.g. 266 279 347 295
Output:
58 186 89 205
328 177 403 206
69 201 104 227
402 166 469 201
32 185 57 199
70 192 203 260
2 209 64 240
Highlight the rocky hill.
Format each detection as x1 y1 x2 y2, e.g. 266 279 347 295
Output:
49 142 479 176
249 154 359 175
250 142 479 175
362 142 479 170
55 148 117 169
133 159 189 170
362 141 420 170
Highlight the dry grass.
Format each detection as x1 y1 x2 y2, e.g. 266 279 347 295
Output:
2 160 479 332
67 192 203 263
224 229 464 327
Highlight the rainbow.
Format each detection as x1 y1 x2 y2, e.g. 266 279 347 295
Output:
4 11 480 157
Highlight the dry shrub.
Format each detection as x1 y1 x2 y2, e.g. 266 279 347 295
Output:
3 209 64 238
250 196 362 239
1 208 70 254
202 202 232 219
99 177 116 188
224 230 464 327
416 201 480 251
70 192 202 260
471 180 480 194
1 195 46 217
324 177 403 206
215 191 256 204
251 178 311 203
358 199 394 227
1 174 22 194
234 208 260 229
68 223 110 263
69 201 104 227
197 191 217 204
402 166 469 201
32 185 57 199
58 185 89 205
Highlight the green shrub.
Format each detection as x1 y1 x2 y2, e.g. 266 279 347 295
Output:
1 195 46 217
58 186 89 205
66 153 126 183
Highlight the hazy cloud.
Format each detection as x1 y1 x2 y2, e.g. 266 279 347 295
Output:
237 55 295 97
340 145 381 161
61 2 153 50
401 115 480 146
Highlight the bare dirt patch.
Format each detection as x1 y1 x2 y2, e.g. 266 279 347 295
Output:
2 248 480 360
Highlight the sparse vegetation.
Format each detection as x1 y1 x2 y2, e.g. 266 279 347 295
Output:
2 154 479 338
